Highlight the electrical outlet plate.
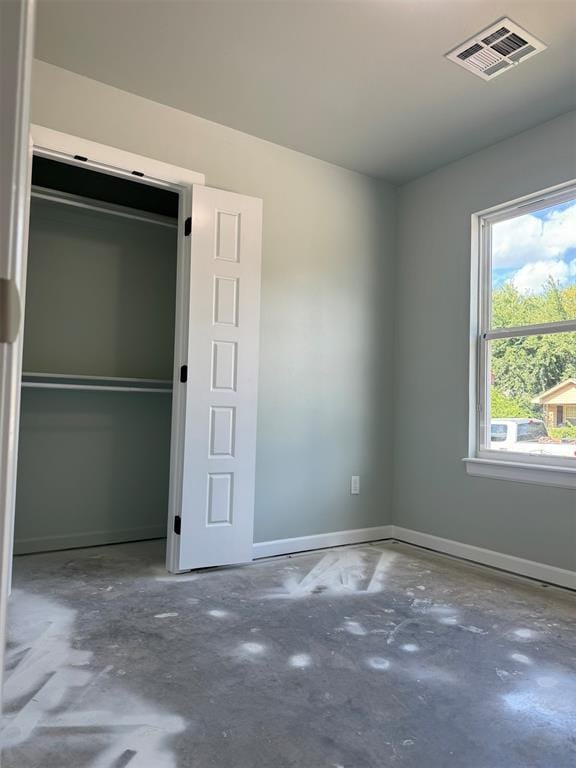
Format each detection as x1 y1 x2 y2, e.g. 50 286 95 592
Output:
350 475 360 495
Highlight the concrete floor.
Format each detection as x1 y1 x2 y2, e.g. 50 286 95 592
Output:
1 540 575 768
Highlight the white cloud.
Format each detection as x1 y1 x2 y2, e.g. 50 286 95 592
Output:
493 203 576 269
511 256 576 295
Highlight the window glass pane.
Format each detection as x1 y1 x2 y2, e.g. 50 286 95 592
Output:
490 424 508 442
488 332 576 459
516 422 548 442
491 198 576 328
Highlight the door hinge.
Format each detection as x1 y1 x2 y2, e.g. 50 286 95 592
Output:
184 217 192 236
173 515 182 535
180 365 188 383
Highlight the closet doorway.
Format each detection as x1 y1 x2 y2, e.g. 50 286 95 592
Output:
17 155 179 555
11 127 263 574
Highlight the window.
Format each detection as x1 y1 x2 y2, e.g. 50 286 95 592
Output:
467 181 576 486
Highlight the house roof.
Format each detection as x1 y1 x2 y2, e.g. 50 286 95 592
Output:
532 379 576 405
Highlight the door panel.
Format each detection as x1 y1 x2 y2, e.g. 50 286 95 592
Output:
168 185 262 571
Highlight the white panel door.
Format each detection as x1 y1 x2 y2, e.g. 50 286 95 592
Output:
168 185 262 571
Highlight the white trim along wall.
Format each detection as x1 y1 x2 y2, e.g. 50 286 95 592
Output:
253 526 576 590
253 526 394 559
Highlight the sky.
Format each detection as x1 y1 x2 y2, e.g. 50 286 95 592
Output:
492 199 576 295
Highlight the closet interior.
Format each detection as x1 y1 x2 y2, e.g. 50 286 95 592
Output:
14 156 180 554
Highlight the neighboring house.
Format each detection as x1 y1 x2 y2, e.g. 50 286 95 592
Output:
532 379 576 427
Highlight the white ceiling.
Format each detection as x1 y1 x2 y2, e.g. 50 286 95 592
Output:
34 0 576 183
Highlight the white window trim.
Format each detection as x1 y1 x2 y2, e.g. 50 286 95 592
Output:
464 178 576 489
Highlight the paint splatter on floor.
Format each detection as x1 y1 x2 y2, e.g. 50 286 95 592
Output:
343 620 367 636
1 591 184 767
273 548 398 598
207 609 230 619
367 657 391 671
510 653 532 665
3 540 576 768
401 643 419 652
237 642 266 658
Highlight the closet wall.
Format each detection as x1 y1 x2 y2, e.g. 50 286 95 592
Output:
15 187 178 554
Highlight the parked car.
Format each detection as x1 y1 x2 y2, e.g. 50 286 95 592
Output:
491 418 576 457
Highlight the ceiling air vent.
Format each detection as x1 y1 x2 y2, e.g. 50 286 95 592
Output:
446 18 546 80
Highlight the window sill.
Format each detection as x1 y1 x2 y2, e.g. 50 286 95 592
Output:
463 457 576 489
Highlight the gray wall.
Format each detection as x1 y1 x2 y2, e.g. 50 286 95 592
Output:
30 60 396 543
394 111 576 571
15 389 172 553
24 198 177 379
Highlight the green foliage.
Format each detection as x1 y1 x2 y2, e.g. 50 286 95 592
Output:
492 280 576 328
549 425 576 441
490 389 532 418
491 280 576 413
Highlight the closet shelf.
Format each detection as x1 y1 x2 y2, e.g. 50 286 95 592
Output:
21 372 173 394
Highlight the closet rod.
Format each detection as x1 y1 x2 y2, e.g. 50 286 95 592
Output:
31 186 178 230
23 371 173 386
22 382 173 394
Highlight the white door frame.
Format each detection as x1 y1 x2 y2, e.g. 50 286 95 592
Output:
30 125 205 189
0 0 36 712
6 125 207 575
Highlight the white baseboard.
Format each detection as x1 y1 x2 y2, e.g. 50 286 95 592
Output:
14 525 166 555
253 523 575 590
252 525 394 560
392 526 576 590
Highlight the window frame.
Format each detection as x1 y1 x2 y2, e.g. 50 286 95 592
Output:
465 179 576 488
